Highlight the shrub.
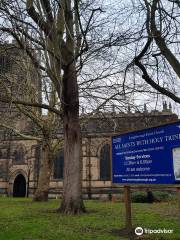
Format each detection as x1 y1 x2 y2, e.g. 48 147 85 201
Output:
131 192 148 203
153 191 173 202
131 191 175 203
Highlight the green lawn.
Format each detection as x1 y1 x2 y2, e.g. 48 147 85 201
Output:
0 197 180 240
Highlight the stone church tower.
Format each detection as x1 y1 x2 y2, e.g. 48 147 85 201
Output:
0 41 41 196
0 41 41 132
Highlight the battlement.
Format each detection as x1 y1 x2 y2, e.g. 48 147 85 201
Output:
81 102 173 118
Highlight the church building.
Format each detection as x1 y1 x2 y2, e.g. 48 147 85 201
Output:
0 42 178 198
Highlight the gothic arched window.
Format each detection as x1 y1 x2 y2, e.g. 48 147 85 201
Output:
100 144 111 180
53 149 64 179
14 146 25 164
0 55 11 73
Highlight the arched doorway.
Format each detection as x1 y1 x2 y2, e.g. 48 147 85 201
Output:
13 174 26 197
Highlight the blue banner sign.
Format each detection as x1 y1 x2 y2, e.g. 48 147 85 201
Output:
112 121 180 184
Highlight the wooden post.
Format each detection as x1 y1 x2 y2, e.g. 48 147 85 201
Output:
177 187 180 213
124 185 132 231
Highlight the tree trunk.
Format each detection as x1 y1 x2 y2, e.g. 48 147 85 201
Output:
33 142 53 202
59 62 85 214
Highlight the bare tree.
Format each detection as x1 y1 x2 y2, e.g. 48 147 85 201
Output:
125 0 180 106
0 0 159 214
0 0 87 214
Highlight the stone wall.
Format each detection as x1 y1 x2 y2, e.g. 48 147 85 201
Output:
0 110 179 198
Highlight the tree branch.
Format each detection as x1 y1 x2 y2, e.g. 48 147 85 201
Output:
26 0 53 39
0 97 62 116
0 123 41 141
135 58 180 104
150 0 180 78
40 0 54 22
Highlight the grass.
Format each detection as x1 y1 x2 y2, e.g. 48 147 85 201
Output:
0 197 180 240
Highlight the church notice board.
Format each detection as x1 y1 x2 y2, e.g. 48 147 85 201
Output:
111 121 180 185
